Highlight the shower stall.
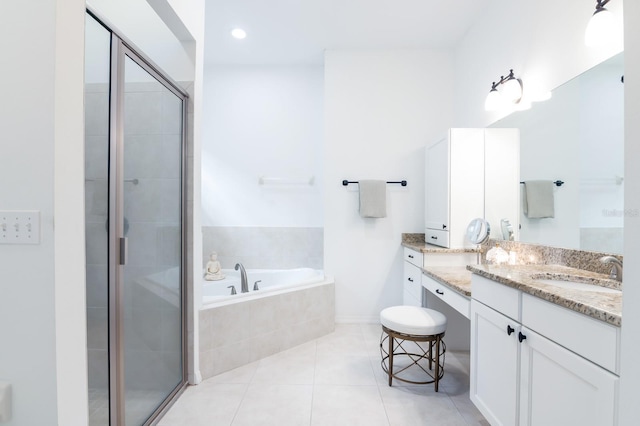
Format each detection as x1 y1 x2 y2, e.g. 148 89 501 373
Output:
84 9 188 425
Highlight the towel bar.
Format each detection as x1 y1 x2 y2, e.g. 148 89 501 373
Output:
520 180 564 187
342 180 407 186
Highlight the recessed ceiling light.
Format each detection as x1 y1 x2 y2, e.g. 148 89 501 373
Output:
231 28 247 40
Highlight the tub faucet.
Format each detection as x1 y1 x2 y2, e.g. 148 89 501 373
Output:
235 263 249 293
600 256 623 282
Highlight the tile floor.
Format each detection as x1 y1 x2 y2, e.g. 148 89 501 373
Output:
158 323 488 426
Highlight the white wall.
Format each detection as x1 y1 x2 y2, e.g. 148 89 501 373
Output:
0 1 86 425
202 65 324 227
619 1 640 423
453 0 623 129
324 50 453 322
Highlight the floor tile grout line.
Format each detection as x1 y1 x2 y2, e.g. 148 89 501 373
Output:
228 363 259 426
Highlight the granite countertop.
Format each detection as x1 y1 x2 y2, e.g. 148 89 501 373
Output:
422 266 473 297
402 241 481 254
467 264 622 327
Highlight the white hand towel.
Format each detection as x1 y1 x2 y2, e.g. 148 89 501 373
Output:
358 180 387 218
523 180 555 218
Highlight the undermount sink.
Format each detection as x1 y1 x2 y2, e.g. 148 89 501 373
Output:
535 279 621 294
530 273 621 294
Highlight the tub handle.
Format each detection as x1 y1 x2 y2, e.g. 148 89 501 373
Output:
227 285 237 295
253 280 262 291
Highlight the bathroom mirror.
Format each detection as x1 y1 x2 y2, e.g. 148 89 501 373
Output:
490 53 624 254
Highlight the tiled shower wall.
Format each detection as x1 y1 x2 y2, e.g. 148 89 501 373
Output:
202 226 323 271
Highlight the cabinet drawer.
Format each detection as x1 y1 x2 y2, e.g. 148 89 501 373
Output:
522 293 620 374
404 262 422 300
423 275 470 319
471 275 521 322
403 247 423 267
425 228 449 248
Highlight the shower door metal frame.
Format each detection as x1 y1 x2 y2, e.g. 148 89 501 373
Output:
87 7 190 426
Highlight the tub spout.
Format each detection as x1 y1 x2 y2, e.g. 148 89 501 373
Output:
235 263 249 293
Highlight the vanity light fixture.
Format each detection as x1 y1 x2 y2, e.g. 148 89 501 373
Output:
585 0 615 47
484 69 524 112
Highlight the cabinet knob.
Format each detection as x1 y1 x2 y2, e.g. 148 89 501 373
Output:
435 289 444 295
408 254 414 258
507 325 515 336
518 332 527 343
408 277 414 282
442 224 447 230
431 236 438 240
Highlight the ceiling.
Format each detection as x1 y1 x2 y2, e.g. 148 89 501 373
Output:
204 0 496 65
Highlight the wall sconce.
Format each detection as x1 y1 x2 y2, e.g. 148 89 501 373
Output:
585 0 615 47
484 69 523 111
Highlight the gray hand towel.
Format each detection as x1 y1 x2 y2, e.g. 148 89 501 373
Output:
523 180 555 218
359 180 387 218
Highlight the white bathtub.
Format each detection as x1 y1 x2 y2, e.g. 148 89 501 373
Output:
202 268 327 306
199 267 335 378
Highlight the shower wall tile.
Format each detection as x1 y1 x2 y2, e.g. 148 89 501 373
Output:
85 135 109 179
162 133 182 179
85 91 110 136
161 91 183 135
86 264 108 308
87 349 109 389
87 307 108 350
124 134 164 179
202 226 324 271
126 223 160 267
124 91 163 135
85 222 108 265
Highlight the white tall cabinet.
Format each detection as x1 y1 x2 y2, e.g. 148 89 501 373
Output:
425 128 519 248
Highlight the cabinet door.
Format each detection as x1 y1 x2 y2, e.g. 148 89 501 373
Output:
403 262 422 306
471 300 520 426
519 327 618 426
425 137 450 231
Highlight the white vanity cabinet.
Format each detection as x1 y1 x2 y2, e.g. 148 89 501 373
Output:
425 128 519 248
470 275 619 426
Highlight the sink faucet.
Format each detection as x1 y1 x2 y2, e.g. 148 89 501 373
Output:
235 263 249 293
600 256 623 282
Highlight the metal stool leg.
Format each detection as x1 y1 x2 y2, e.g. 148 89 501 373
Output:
388 334 394 386
434 336 441 392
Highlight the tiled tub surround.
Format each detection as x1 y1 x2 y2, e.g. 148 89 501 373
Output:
202 226 323 270
199 278 335 379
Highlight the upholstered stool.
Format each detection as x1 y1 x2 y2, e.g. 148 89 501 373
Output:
380 306 447 391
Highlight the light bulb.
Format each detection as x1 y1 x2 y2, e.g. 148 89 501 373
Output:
585 8 615 47
484 88 503 111
502 77 523 103
231 28 247 39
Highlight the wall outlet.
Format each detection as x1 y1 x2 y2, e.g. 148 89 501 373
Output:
0 211 40 244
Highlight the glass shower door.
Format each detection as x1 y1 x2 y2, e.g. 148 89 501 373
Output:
120 53 185 425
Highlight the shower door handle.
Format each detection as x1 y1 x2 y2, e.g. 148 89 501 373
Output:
119 237 128 265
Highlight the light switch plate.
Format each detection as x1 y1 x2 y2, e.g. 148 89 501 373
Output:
0 381 11 422
0 211 40 244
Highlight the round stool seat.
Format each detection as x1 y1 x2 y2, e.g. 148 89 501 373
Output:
380 306 447 336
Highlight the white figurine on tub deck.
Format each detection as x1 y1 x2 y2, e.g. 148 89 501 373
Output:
204 252 225 281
